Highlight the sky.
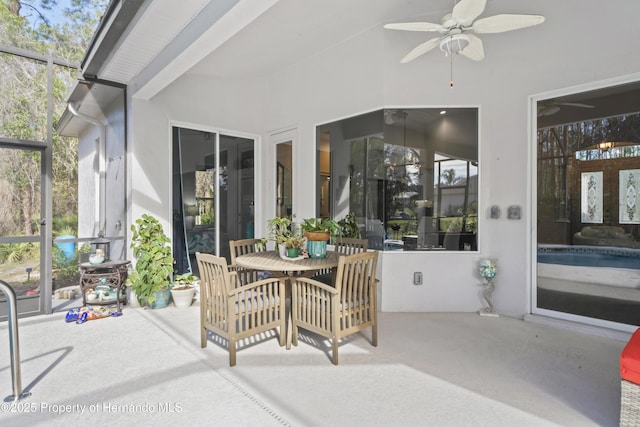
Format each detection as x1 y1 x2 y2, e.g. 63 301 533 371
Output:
23 0 81 29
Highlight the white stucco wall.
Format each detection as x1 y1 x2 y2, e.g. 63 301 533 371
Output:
77 92 127 259
127 0 640 318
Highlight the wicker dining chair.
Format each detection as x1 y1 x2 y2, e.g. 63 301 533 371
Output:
291 250 379 365
229 238 267 284
196 252 286 366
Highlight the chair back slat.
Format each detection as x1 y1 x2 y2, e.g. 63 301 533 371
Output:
229 238 266 265
334 251 378 330
197 252 232 330
290 249 378 364
335 238 368 255
229 239 267 284
196 251 286 366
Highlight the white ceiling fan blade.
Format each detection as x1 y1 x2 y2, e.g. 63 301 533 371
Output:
384 22 444 32
557 102 594 108
472 14 545 34
452 0 487 26
538 105 560 116
460 34 484 61
400 37 442 63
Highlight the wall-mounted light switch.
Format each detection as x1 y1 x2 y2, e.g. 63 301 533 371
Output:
413 272 423 285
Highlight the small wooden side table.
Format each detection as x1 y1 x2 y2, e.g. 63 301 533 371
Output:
79 260 131 312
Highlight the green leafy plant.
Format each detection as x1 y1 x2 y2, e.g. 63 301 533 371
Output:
174 273 198 283
267 216 292 245
257 238 268 251
301 217 343 243
338 212 360 238
200 211 215 225
52 245 80 290
127 213 174 304
283 235 306 249
172 273 198 290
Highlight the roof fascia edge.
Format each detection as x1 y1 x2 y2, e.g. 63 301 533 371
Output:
82 0 148 79
131 0 280 100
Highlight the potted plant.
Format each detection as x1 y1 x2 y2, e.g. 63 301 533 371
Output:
171 273 198 308
268 216 292 257
282 235 306 258
301 217 343 258
126 213 174 309
338 212 361 238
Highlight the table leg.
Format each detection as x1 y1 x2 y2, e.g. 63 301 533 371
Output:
285 271 318 350
285 276 293 350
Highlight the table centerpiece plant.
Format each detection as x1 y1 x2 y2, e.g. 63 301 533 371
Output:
282 235 306 258
301 217 343 259
268 216 292 257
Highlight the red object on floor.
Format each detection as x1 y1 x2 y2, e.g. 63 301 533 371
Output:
621 328 640 384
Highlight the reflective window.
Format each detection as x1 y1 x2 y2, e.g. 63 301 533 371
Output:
316 108 478 251
172 128 255 275
535 80 640 326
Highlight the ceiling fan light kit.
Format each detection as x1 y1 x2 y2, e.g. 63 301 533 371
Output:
439 34 469 56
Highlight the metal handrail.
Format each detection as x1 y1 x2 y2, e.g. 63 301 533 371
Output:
0 280 31 402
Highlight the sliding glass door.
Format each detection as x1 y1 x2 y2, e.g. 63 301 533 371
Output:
172 127 255 275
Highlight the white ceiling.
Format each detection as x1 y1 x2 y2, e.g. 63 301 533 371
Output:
67 0 640 131
185 0 456 79
91 0 471 97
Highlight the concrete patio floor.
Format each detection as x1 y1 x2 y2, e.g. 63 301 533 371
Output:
0 296 632 426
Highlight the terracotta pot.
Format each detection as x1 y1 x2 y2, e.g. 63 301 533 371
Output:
304 231 330 241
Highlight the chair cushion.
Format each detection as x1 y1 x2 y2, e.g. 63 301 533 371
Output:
313 272 333 285
621 328 640 384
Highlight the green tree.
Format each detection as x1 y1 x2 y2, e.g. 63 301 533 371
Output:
441 168 458 186
0 0 107 236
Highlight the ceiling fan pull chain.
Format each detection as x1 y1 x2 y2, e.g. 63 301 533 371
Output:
450 51 454 88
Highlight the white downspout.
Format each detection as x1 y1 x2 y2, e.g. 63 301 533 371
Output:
67 103 108 234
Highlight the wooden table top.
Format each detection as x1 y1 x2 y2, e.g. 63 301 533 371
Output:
235 250 339 273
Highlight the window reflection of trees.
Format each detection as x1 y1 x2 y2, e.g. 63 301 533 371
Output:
316 108 478 251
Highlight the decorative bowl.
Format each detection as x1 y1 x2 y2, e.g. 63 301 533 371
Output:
89 254 104 264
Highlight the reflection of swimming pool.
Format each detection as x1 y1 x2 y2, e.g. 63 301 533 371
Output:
537 245 640 297
538 248 640 270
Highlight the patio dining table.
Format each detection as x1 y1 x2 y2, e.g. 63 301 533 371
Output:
235 250 340 349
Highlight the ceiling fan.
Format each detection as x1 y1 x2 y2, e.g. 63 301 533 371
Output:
537 100 595 117
384 0 545 63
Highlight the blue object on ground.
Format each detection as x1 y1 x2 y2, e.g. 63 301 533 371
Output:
65 308 79 323
54 235 76 260
76 311 88 324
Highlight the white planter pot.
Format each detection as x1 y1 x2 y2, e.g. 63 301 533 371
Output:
128 289 140 308
171 287 196 308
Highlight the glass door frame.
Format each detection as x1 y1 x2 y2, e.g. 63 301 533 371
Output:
0 137 51 317
172 122 259 270
270 128 298 222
